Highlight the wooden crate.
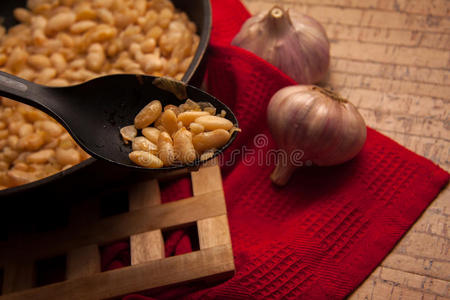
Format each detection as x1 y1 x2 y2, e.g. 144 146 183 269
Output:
0 160 235 300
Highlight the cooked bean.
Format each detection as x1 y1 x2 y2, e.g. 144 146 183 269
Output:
141 38 156 53
0 0 200 187
36 120 63 137
74 3 97 21
55 147 80 166
26 149 55 164
57 33 74 48
47 78 70 86
17 132 45 151
142 127 160 145
12 162 28 171
46 12 76 34
50 53 67 74
23 109 47 122
28 54 51 70
86 44 105 72
142 54 163 73
192 129 231 154
86 24 117 44
7 169 36 186
132 136 157 153
14 8 32 24
7 47 28 72
120 125 137 144
69 58 86 69
194 115 234 131
157 131 175 166
7 135 19 149
0 162 9 171
36 67 57 84
164 104 181 115
160 109 178 136
129 151 163 168
189 122 204 135
58 133 76 149
18 123 34 137
2 147 19 163
96 8 114 25
134 100 162 129
70 20 97 34
43 137 59 149
0 54 7 67
173 127 196 163
177 111 209 127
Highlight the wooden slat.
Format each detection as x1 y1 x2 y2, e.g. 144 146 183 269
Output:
130 232 165 264
68 198 100 227
129 179 161 209
66 198 101 280
0 244 234 300
0 191 226 265
66 245 100 280
129 179 165 264
1 259 34 294
197 215 232 250
191 159 223 196
192 159 233 258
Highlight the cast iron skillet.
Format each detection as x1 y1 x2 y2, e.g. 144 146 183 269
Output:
0 0 213 201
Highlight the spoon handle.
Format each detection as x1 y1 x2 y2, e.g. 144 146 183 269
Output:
0 71 52 113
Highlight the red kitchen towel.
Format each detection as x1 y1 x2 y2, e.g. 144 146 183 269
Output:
103 0 450 299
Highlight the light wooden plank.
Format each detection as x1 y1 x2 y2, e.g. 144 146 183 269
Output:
130 231 165 264
0 244 234 300
197 215 232 250
129 179 165 264
191 159 223 196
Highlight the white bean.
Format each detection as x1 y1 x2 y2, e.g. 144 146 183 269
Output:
26 149 55 164
157 131 175 166
132 136 157 154
120 125 137 144
46 12 76 34
173 127 196 163
177 111 209 127
55 147 81 166
134 100 162 129
192 129 231 154
194 115 234 131
141 127 160 145
129 151 163 168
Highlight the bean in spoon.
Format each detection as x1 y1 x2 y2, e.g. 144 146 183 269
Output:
0 71 238 171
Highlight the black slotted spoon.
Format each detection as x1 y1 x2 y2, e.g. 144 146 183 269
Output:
0 71 238 171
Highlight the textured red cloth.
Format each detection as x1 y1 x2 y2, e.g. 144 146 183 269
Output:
103 0 449 299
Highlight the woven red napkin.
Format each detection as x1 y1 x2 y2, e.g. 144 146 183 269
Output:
103 0 449 299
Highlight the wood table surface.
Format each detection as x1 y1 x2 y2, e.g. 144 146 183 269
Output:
240 0 449 299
